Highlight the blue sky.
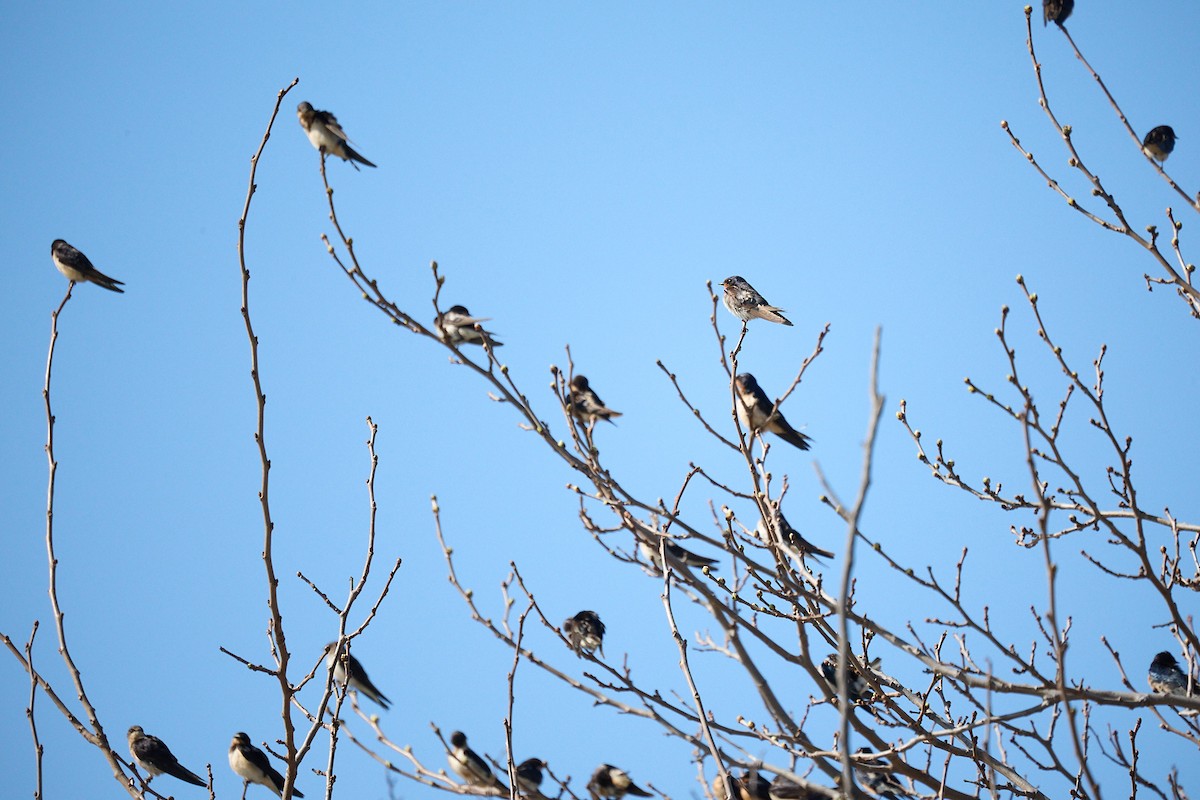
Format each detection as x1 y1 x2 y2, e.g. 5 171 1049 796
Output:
2 2 1198 798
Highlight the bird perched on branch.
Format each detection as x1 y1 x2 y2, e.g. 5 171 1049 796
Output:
563 610 606 658
1148 651 1191 695
721 276 792 326
515 758 547 797
1042 0 1073 26
323 641 391 709
296 101 376 169
587 764 652 800
735 374 812 451
713 769 772 800
854 749 907 799
569 375 622 425
435 305 504 348
448 731 506 791
755 510 833 560
820 653 880 704
51 239 124 293
229 732 305 797
127 725 206 788
638 536 719 572
1142 126 1177 164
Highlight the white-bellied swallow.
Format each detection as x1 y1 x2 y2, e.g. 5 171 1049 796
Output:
127 725 207 787
1042 0 1073 26
229 732 304 797
569 375 622 425
324 641 391 709
735 374 811 451
854 749 906 799
587 764 652 800
721 276 792 326
448 730 506 791
297 101 376 169
51 239 124 293
563 610 606 658
515 758 547 796
820 653 878 704
1148 651 1191 695
755 511 833 560
1142 126 1177 163
435 305 504 348
714 770 772 800
638 536 719 572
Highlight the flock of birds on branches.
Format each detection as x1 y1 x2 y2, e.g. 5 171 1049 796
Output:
43 3 1192 795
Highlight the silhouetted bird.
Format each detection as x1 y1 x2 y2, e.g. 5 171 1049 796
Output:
229 732 304 797
639 537 719 571
587 764 652 799
735 374 812 451
324 641 391 709
722 276 792 326
1042 0 1073 26
568 375 622 425
296 101 376 169
1142 126 1177 164
1148 651 1191 695
435 305 504 348
51 239 124 293
563 610 606 658
127 725 206 787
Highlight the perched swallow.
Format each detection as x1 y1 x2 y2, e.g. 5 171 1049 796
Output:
563 610 606 658
820 653 877 704
854 749 906 800
638 537 719 571
569 375 622 425
323 641 391 709
587 764 652 800
721 276 792 327
735 374 812 451
448 731 506 791
515 758 547 796
50 239 124 293
1042 0 1073 26
127 725 207 788
755 511 833 560
229 732 304 798
296 101 376 169
435 305 504 348
713 770 772 800
766 776 815 800
1142 126 1177 164
1148 651 1191 695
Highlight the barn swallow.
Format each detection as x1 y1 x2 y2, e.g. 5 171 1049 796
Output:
854 749 906 799
713 770 772 800
735 374 812 451
587 764 652 799
563 610 606 658
1148 651 1191 695
820 653 878 704
721 276 792 327
755 511 833 560
229 732 305 797
1142 126 1177 163
296 101 376 169
50 239 124 293
515 758 547 796
638 537 719 571
324 641 391 709
448 731 506 791
127 725 207 788
435 305 504 348
1042 0 1073 26
569 375 622 425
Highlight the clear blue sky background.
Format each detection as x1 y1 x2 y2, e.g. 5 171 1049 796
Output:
2 3 1198 798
